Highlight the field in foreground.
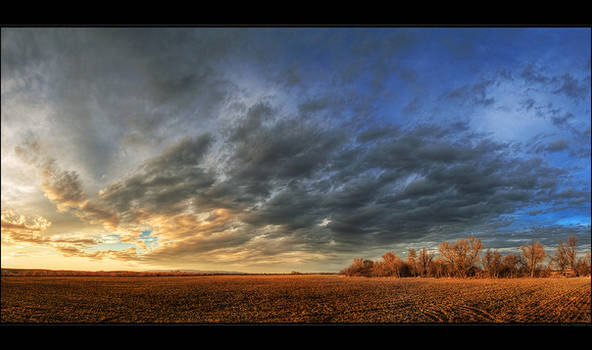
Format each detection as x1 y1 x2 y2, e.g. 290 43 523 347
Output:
1 275 590 323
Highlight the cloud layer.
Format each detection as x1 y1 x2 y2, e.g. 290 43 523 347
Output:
2 28 590 271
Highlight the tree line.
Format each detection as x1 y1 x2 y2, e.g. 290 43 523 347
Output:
0 269 223 277
340 236 591 278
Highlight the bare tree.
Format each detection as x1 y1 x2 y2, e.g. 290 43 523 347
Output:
438 241 456 276
381 251 403 277
340 236 584 279
575 251 591 277
569 251 591 277
566 236 579 276
552 239 571 276
483 249 502 278
438 236 483 277
429 257 447 278
340 258 370 276
371 260 385 277
520 240 547 277
464 236 483 277
501 253 520 278
407 249 417 277
417 248 434 277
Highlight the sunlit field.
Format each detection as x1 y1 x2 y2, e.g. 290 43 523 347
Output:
1 275 590 323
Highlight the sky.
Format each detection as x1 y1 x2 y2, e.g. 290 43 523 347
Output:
1 27 590 273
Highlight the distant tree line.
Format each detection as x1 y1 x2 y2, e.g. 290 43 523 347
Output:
0 269 227 277
0 269 337 277
340 236 591 278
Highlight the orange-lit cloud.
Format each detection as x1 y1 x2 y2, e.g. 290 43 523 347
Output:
1 209 97 249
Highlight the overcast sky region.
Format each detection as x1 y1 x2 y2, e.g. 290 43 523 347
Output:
1 27 590 273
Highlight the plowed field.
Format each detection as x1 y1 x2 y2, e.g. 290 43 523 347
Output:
1 275 590 323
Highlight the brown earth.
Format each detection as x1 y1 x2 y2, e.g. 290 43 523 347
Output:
1 275 590 323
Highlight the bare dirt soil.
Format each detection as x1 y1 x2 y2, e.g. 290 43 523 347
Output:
1 275 590 323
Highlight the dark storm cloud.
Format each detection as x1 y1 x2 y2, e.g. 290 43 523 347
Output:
356 125 399 143
228 102 275 144
67 97 585 256
98 134 216 221
215 117 587 253
224 107 349 198
297 95 334 115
